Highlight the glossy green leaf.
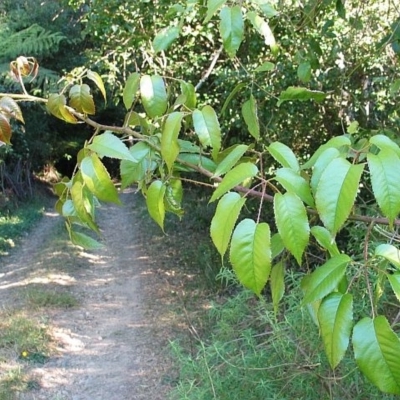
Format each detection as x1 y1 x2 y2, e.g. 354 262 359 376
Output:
153 26 180 53
0 114 11 145
210 162 258 202
254 61 275 72
370 134 400 158
242 95 260 140
251 1 278 18
270 261 285 315
179 81 197 110
318 293 353 369
164 178 184 217
66 223 103 250
310 148 341 195
146 180 166 231
87 70 106 102
302 254 351 305
268 142 299 171
375 244 400 269
210 192 246 258
47 93 77 123
277 86 326 107
315 158 364 235
161 112 183 172
123 72 140 110
297 62 312 83
213 144 249 178
140 75 168 118
88 131 136 162
230 219 271 295
274 192 309 265
368 149 400 226
301 275 321 326
388 273 400 301
247 11 275 47
275 168 315 207
204 0 227 23
193 105 221 159
302 136 351 170
271 233 284 259
69 84 95 115
175 153 217 173
219 5 244 58
81 154 121 204
353 316 400 394
311 226 340 256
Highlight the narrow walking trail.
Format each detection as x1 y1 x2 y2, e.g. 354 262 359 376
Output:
0 190 180 399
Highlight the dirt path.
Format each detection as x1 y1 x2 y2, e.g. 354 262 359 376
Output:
0 190 180 399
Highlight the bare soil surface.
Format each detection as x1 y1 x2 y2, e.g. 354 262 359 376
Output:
0 189 192 400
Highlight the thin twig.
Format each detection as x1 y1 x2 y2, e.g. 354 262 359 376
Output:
195 45 223 91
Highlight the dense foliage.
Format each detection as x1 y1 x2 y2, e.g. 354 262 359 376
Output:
2 0 400 396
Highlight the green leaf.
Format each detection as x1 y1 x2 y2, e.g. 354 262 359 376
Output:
140 75 168 118
179 81 197 110
221 82 247 115
318 293 353 369
175 153 217 173
219 5 244 58
87 70 106 102
270 261 285 315
164 178 184 217
368 149 400 226
123 72 140 110
268 142 300 171
353 316 400 394
247 11 276 47
275 168 315 207
277 86 326 107
311 226 340 256
153 26 180 53
88 131 136 162
388 273 400 301
375 244 400 269
302 254 351 304
297 62 312 83
302 136 351 170
204 0 227 23
161 112 183 172
69 84 95 115
242 95 260 140
336 0 346 19
66 223 103 250
210 162 258 202
271 233 284 259
192 105 221 160
213 144 249 178
47 93 77 123
80 154 121 204
146 180 166 231
310 148 341 195
315 158 364 235
230 219 271 295
390 79 400 97
274 192 309 264
254 61 275 72
369 134 400 158
210 192 246 258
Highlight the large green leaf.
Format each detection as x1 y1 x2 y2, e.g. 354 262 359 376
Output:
311 226 340 256
297 61 312 83
368 149 400 226
213 144 249 178
88 131 136 162
310 148 341 195
369 134 400 158
140 75 168 118
69 84 95 115
242 95 260 140
353 316 400 394
161 112 183 172
146 180 166 231
375 244 400 269
210 192 246 258
192 106 221 160
153 26 180 53
46 93 77 123
270 261 285 315
175 153 217 173
388 272 400 301
66 223 103 250
318 293 353 369
268 141 299 172
123 72 140 110
230 219 271 295
80 154 121 204
274 192 309 265
210 162 258 202
277 87 326 107
219 6 244 58
204 0 227 23
247 11 276 48
302 254 351 304
275 168 315 207
302 136 351 170
315 158 364 235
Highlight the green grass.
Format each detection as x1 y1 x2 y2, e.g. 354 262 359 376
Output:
170 272 398 400
23 287 79 309
0 195 45 255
